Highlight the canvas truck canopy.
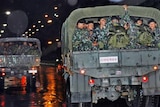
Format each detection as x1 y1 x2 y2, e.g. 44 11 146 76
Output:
0 37 42 56
62 5 160 53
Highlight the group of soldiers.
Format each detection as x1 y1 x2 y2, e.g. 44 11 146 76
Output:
72 5 160 51
0 41 40 55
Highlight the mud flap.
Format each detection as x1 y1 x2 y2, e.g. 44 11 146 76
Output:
142 70 160 95
71 91 91 103
70 73 91 103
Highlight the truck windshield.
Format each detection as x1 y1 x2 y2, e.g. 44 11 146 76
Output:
0 38 41 56
72 16 160 51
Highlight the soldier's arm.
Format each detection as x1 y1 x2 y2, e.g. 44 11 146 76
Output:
121 5 132 23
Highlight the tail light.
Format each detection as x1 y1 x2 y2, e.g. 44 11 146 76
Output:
57 64 62 70
153 65 158 71
1 68 5 72
142 76 149 83
35 58 40 62
0 59 3 63
89 78 95 86
21 76 27 86
0 72 5 77
2 72 5 76
80 69 86 74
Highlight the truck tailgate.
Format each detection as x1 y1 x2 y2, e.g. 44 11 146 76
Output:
72 49 160 77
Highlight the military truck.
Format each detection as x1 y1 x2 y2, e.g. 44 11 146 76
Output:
61 5 160 107
0 37 42 91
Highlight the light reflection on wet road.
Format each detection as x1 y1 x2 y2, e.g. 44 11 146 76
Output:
39 66 65 107
0 65 128 107
0 65 65 107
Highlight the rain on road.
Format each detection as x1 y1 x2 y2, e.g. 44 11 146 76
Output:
0 65 65 107
0 65 128 107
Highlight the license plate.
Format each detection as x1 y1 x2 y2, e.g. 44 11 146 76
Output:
28 70 37 73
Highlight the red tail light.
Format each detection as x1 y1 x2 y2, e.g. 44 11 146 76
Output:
2 72 5 76
21 76 27 86
89 79 95 86
142 76 149 83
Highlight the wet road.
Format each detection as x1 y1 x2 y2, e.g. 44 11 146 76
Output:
0 64 128 107
0 65 65 107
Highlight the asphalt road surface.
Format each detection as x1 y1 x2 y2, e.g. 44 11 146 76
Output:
0 65 128 107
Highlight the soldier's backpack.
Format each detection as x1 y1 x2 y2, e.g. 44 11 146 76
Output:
108 26 129 49
137 31 153 46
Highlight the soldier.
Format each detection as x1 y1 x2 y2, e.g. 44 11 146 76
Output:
86 21 98 50
8 42 18 55
95 17 109 50
110 16 121 27
3 42 13 55
133 18 153 48
148 19 160 47
16 41 30 54
72 19 91 51
121 5 133 24
107 16 130 49
148 19 160 36
0 42 5 55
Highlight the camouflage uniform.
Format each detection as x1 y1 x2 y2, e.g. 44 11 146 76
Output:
87 30 98 50
72 28 92 51
133 24 154 48
8 43 19 55
95 25 109 50
120 10 139 49
148 28 160 48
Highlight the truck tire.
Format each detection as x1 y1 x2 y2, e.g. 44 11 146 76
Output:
125 86 143 107
80 102 93 107
126 87 160 107
65 78 79 107
26 74 36 92
0 77 4 92
143 96 160 107
65 78 71 107
65 78 92 107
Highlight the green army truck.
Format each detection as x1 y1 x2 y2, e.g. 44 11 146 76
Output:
61 5 160 107
0 37 42 91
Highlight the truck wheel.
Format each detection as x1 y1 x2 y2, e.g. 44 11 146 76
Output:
125 86 143 107
65 78 79 107
26 75 36 92
143 96 160 107
66 78 71 107
80 102 93 107
0 77 4 92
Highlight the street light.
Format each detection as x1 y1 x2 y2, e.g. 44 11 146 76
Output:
44 14 49 18
54 13 59 18
0 30 4 33
56 38 59 42
48 41 52 45
54 6 58 10
5 11 11 15
47 19 53 24
3 24 7 27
